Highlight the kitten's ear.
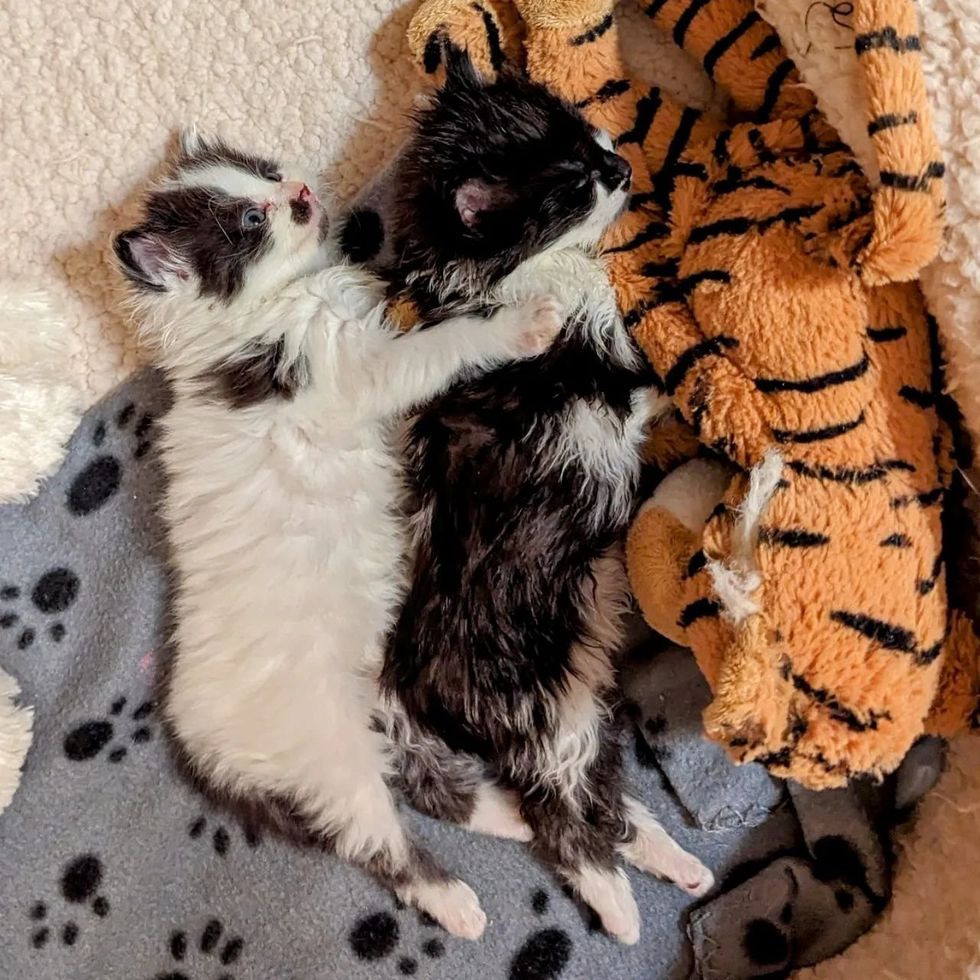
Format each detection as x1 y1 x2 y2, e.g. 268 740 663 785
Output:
454 179 516 230
179 125 205 157
114 230 185 291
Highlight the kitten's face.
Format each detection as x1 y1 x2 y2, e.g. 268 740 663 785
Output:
401 51 631 272
114 133 329 320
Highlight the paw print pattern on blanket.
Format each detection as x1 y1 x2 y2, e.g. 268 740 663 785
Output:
509 889 573 980
63 694 155 763
151 919 245 980
187 813 262 856
1 566 79 650
66 401 156 517
348 901 451 975
28 854 110 950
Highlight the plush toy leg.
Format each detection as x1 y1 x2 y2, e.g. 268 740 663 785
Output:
852 0 946 284
641 0 813 121
627 459 732 645
0 668 32 815
702 615 796 766
627 501 699 646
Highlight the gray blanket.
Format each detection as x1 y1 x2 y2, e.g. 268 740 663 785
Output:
0 370 941 979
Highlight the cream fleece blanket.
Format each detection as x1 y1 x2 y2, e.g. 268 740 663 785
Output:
1 0 976 975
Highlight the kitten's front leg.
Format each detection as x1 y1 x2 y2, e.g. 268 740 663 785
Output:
369 296 563 417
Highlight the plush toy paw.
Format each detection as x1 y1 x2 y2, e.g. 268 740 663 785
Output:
800 189 875 271
407 0 522 85
512 0 615 32
856 186 945 286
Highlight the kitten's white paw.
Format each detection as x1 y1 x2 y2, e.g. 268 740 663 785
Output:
517 294 564 354
621 825 714 898
571 866 641 946
399 878 487 940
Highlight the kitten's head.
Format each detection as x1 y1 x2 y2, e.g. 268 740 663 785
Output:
114 131 329 327
395 47 631 285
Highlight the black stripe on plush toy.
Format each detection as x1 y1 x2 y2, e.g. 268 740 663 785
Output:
789 458 915 484
664 336 739 395
474 3 505 71
755 353 870 394
867 324 907 342
604 220 671 253
714 173 792 196
673 0 712 46
755 59 795 121
759 527 830 548
704 11 762 77
830 611 943 667
868 111 919 135
756 204 824 231
879 162 946 191
899 385 936 409
616 86 663 146
891 486 944 509
571 13 614 45
747 128 776 164
791 673 891 732
773 413 866 444
576 78 631 108
750 34 783 60
855 28 921 54
679 598 721 627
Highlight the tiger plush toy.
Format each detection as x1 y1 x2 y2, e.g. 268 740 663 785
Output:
401 0 979 788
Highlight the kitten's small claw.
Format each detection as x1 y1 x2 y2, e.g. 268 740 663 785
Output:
518 294 564 354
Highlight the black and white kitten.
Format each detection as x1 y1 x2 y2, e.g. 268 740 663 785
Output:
376 52 714 944
113 132 563 938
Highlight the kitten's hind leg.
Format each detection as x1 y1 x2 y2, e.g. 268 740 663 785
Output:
323 773 487 939
618 794 714 897
514 716 642 945
386 708 532 842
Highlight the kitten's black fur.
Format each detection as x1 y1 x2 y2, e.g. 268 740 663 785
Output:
379 49 677 929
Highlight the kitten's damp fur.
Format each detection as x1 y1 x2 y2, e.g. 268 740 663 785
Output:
378 48 714 943
115 131 564 939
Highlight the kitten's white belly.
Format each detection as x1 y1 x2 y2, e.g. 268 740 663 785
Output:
160 397 402 790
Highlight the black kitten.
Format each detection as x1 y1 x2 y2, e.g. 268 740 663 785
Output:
379 48 713 944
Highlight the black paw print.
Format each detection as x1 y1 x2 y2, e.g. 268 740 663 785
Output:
152 919 245 980
187 814 262 856
348 901 450 976
509 889 573 980
67 401 156 517
29 854 110 950
1 567 79 650
63 695 155 763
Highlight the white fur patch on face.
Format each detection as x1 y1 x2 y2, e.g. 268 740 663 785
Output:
173 162 273 200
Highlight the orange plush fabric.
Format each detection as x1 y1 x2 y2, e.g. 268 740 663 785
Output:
404 0 979 788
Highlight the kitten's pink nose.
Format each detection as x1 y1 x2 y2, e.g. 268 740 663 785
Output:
283 182 312 203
